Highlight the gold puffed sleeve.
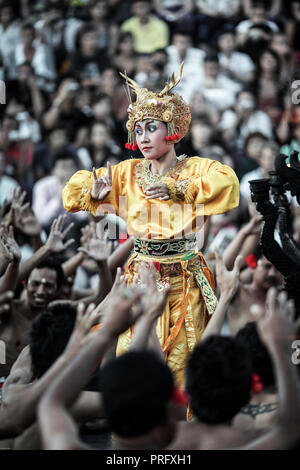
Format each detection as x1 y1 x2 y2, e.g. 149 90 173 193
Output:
187 158 239 214
62 166 121 217
163 157 239 214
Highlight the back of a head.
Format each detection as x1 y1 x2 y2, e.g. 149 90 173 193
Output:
236 322 275 387
99 351 174 438
29 303 77 378
186 336 252 425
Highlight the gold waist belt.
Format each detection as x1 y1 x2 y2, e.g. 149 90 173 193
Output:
134 237 197 257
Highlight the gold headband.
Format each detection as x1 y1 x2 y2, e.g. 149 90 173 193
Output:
120 63 191 150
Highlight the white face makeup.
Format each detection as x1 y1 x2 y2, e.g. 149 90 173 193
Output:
135 120 170 160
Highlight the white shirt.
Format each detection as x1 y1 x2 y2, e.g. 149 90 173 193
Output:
0 175 19 205
236 19 279 34
218 109 273 141
32 175 87 227
219 51 255 76
239 167 264 201
0 21 21 69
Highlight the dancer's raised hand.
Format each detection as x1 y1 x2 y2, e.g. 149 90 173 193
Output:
91 162 112 201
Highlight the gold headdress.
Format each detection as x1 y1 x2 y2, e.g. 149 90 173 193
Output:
120 63 191 150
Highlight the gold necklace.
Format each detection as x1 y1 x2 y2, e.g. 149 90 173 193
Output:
134 155 187 191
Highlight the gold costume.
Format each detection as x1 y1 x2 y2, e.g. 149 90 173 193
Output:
62 155 239 387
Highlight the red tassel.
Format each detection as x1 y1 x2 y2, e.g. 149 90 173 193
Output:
132 144 138 151
153 261 160 272
251 373 264 394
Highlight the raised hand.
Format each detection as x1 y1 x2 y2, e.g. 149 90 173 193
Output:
241 215 263 237
0 225 21 262
250 287 300 352
64 302 102 356
137 262 170 319
15 204 41 238
215 247 243 301
145 182 170 201
0 291 14 315
91 162 112 202
45 215 75 254
78 222 112 263
99 282 145 338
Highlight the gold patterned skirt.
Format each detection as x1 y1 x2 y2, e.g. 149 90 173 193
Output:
116 238 217 389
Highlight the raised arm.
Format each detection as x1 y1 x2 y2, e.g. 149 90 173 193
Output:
0 225 21 295
237 288 300 450
17 215 74 283
38 285 145 450
201 249 243 341
223 215 262 270
0 302 102 440
130 262 169 361
62 161 119 217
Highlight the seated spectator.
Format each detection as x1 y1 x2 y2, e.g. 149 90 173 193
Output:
88 0 119 58
0 2 21 79
32 125 79 181
32 149 87 232
240 140 279 202
253 48 283 125
79 121 122 171
219 89 273 152
165 31 205 97
236 1 279 47
234 131 268 180
13 22 57 93
270 32 296 83
193 0 242 46
69 24 110 87
153 0 193 30
5 61 47 121
42 78 92 143
217 29 256 84
120 0 169 54
113 32 137 77
184 51 242 108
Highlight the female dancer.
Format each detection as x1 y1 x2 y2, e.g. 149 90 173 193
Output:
62 64 239 387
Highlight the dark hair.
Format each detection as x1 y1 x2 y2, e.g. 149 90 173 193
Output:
22 22 35 33
204 51 219 64
186 336 252 424
28 257 64 290
99 351 174 438
244 131 268 150
236 322 275 387
29 303 77 378
52 148 79 169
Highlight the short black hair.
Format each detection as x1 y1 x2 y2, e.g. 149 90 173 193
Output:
52 148 79 169
186 336 252 425
28 257 64 290
29 303 77 378
99 351 174 438
236 322 275 387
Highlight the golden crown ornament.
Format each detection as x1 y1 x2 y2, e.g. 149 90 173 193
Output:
120 63 191 151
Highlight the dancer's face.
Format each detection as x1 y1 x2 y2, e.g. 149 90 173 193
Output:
135 119 170 160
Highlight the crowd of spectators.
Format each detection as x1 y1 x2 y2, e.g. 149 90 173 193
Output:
0 0 300 451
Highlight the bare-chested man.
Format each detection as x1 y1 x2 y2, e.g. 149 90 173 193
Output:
227 254 283 334
0 258 64 378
